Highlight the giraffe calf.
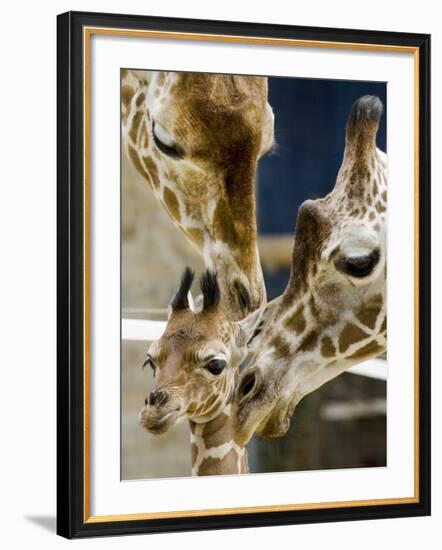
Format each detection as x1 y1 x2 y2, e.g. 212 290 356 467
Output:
139 268 263 475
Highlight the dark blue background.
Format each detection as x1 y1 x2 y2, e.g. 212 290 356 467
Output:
258 78 387 235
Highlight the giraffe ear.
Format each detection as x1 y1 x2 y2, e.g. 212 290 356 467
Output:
236 299 281 350
236 305 267 348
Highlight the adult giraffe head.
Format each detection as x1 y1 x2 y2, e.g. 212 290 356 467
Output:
235 95 387 443
122 70 275 320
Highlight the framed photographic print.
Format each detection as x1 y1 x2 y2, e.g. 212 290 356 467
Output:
57 11 431 538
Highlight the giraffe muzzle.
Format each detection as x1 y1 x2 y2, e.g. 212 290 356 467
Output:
235 363 291 443
138 406 182 435
255 395 300 439
138 391 183 435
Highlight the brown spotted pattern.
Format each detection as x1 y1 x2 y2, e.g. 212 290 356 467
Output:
121 69 274 320
237 95 387 442
138 271 265 475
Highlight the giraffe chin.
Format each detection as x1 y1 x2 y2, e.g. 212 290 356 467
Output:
255 394 301 439
255 405 293 439
138 406 181 435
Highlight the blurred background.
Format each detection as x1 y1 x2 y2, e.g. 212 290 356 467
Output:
121 75 387 480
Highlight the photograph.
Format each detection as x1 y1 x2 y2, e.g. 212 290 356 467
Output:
121 69 388 480
2 0 439 547
56 12 430 537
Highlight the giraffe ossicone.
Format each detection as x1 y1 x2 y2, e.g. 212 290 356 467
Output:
122 69 275 320
138 268 263 475
236 95 387 443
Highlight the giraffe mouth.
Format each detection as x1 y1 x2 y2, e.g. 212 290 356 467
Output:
255 404 292 439
255 391 302 439
138 407 182 435
234 369 282 444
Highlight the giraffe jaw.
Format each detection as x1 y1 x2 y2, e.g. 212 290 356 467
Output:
234 368 281 444
235 358 309 442
255 393 302 438
236 387 302 441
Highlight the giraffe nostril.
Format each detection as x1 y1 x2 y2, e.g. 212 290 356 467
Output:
149 390 169 406
158 390 169 405
238 372 257 400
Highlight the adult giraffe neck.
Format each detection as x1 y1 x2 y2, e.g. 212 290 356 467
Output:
189 404 248 476
235 95 387 442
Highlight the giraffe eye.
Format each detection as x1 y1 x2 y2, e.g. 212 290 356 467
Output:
152 122 184 159
205 359 227 376
338 249 380 278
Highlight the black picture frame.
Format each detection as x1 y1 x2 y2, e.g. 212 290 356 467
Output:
57 10 431 539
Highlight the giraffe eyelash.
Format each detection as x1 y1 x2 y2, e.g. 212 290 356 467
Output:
142 354 157 375
152 122 184 159
200 352 228 364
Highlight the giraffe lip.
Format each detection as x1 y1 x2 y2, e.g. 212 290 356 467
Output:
156 409 181 423
255 408 288 438
256 392 300 439
141 407 182 434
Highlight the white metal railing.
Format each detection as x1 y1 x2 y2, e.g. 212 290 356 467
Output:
122 318 167 341
122 318 387 381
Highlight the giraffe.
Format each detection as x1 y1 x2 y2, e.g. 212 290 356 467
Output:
138 268 264 475
235 95 387 444
122 69 275 320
